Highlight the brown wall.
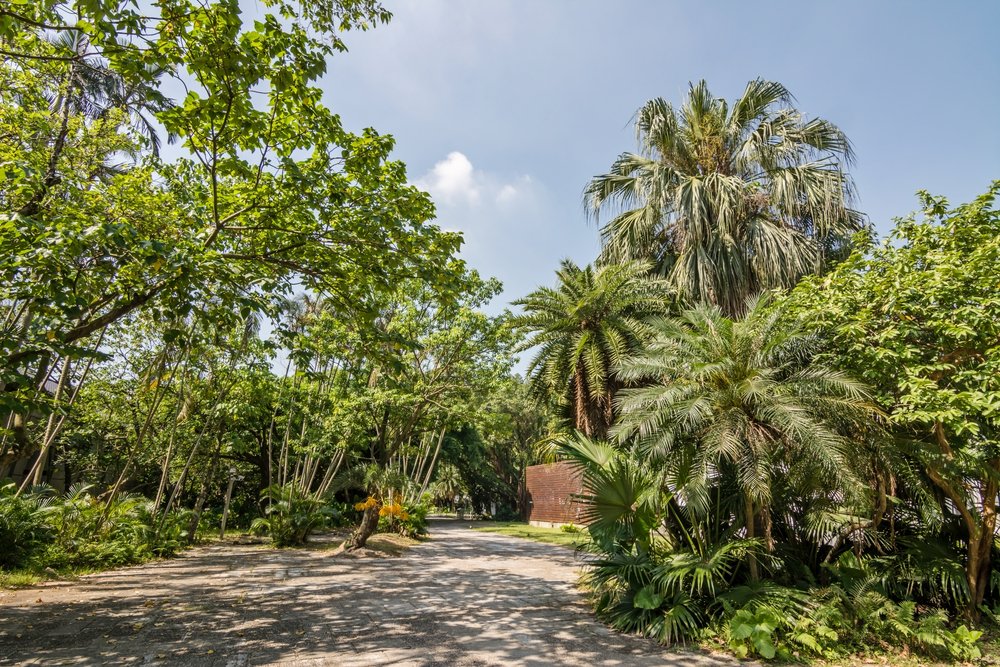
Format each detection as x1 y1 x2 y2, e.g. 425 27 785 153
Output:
524 461 586 525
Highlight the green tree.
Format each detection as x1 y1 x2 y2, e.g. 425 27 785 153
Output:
474 376 554 517
330 271 513 549
1 1 460 488
613 298 876 578
513 260 669 439
585 79 863 315
787 183 1000 616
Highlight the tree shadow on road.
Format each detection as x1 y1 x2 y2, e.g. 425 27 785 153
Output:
0 523 729 666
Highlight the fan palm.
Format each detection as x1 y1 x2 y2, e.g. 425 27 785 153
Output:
613 297 877 576
585 79 864 316
513 260 670 439
431 462 464 509
48 32 174 156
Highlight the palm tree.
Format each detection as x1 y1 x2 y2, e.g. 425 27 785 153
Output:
513 260 669 439
431 463 464 510
612 297 876 577
48 32 174 156
585 79 864 316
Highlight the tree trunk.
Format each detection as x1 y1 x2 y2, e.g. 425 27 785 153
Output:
416 427 446 502
187 447 221 544
968 472 998 615
745 496 759 581
219 473 237 539
573 365 593 437
927 428 999 620
346 502 380 550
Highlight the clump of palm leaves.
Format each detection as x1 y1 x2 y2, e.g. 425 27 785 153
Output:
41 483 155 568
0 482 188 571
513 260 672 439
585 78 864 317
0 483 54 568
251 483 338 547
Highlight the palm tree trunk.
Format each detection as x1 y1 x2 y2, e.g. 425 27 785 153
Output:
745 495 759 581
573 365 593 437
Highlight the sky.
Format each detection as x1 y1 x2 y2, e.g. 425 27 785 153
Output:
319 0 1000 316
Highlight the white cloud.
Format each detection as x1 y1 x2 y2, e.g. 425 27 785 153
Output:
416 152 534 209
496 183 519 205
417 152 480 206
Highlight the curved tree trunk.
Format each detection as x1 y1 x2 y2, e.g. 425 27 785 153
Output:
345 502 380 550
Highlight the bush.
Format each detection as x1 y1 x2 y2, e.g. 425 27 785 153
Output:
377 501 428 538
146 506 192 557
250 483 337 547
562 435 988 662
585 535 989 662
0 483 53 569
1 482 189 572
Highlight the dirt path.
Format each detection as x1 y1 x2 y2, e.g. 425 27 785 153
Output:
0 520 732 666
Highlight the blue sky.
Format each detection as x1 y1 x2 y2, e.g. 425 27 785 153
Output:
322 0 1000 315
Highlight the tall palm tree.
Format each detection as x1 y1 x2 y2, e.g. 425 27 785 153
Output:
612 297 876 576
585 79 864 316
513 260 669 439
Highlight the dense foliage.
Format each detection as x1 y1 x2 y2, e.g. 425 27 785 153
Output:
521 75 998 659
787 183 1000 616
0 482 188 571
1 1 553 576
523 186 1000 661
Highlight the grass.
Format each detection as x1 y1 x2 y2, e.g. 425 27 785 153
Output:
472 521 588 549
0 570 47 587
0 563 112 588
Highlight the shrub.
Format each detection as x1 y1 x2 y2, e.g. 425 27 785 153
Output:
40 484 158 568
0 483 53 569
1 482 189 572
250 483 337 547
377 501 428 538
562 434 988 662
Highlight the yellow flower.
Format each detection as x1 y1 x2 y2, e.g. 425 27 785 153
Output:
378 503 406 518
354 496 378 511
